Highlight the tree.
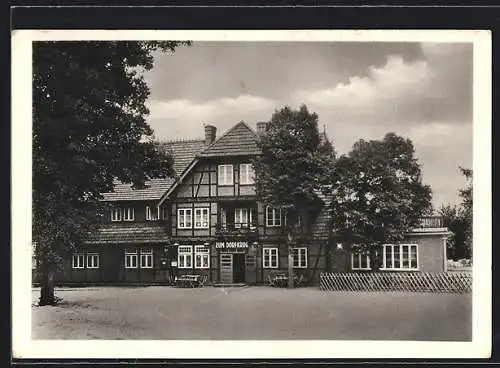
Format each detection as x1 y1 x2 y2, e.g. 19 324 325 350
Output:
439 166 473 260
326 133 432 270
33 41 190 305
252 105 335 288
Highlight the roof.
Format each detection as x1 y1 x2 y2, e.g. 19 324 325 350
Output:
101 139 205 202
84 222 170 244
198 121 261 157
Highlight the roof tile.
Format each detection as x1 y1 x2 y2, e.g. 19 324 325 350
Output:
199 122 261 157
85 222 170 244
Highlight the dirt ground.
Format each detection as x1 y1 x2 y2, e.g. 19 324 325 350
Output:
32 286 471 340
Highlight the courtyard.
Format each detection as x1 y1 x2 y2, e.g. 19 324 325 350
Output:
32 286 471 341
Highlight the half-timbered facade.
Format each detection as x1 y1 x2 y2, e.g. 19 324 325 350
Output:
35 121 451 286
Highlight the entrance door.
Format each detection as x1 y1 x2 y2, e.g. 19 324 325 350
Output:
233 254 246 283
220 254 233 284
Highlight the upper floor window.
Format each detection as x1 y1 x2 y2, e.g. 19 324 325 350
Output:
239 163 255 185
234 208 253 228
178 208 193 229
146 206 159 221
218 164 233 186
382 244 418 270
111 208 122 222
266 206 282 227
194 208 209 229
123 207 135 221
292 247 308 268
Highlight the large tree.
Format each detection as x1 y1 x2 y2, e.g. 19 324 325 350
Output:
326 133 432 270
33 41 189 305
252 105 335 288
438 166 473 260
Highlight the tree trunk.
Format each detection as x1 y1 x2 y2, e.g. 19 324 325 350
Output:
39 266 56 306
370 246 381 272
287 243 294 289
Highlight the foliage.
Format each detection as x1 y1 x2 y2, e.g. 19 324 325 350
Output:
33 41 189 304
326 133 432 269
438 166 473 260
252 105 335 221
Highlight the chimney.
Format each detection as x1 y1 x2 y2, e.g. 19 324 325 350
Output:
204 124 217 146
256 121 268 135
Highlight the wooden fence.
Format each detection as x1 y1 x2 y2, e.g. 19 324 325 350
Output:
320 272 472 293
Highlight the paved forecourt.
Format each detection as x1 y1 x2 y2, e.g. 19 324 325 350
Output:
32 286 471 341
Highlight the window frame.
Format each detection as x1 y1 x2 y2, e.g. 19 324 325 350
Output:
140 247 153 269
178 245 193 269
218 164 234 186
194 245 210 269
262 247 279 269
265 206 282 227
381 243 419 271
86 253 100 269
145 205 159 221
292 247 308 268
234 208 253 228
239 163 255 185
350 248 371 270
178 208 193 229
72 253 85 269
123 207 135 222
194 208 210 229
124 248 138 269
111 208 122 222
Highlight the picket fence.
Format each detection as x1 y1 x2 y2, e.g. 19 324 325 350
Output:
319 272 472 293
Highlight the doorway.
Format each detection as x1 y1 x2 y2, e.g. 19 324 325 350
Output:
233 254 246 283
220 254 233 284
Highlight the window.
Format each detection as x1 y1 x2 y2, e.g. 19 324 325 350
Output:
218 164 233 185
146 206 159 221
194 245 210 269
140 247 153 268
87 253 100 269
125 248 138 268
382 244 418 270
123 207 135 221
266 206 282 227
263 247 278 268
178 246 193 268
194 208 209 229
239 163 255 185
72 253 85 269
351 246 371 270
111 208 121 222
292 247 308 268
178 208 193 229
159 206 168 220
234 208 252 228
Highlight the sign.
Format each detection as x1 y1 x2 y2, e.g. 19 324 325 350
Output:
215 241 248 249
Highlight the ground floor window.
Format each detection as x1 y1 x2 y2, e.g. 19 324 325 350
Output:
72 253 85 269
140 247 153 268
86 253 100 269
382 244 418 270
194 245 210 269
351 253 371 270
178 245 193 268
292 247 308 268
125 248 138 269
263 247 278 268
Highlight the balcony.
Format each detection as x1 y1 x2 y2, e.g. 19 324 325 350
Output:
416 216 444 228
215 222 259 237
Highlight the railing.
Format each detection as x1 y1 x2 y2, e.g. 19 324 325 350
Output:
215 222 258 235
319 272 471 294
416 216 443 228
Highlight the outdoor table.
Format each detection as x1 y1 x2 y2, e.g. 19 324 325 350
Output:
176 275 201 288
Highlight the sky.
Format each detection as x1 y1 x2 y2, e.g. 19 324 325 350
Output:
143 41 473 209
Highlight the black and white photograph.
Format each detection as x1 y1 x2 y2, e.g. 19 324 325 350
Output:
12 30 491 359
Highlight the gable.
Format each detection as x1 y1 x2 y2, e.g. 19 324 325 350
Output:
198 121 261 157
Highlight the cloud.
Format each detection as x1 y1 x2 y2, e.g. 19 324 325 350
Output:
145 94 275 139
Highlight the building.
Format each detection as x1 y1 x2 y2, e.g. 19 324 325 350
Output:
34 121 451 286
